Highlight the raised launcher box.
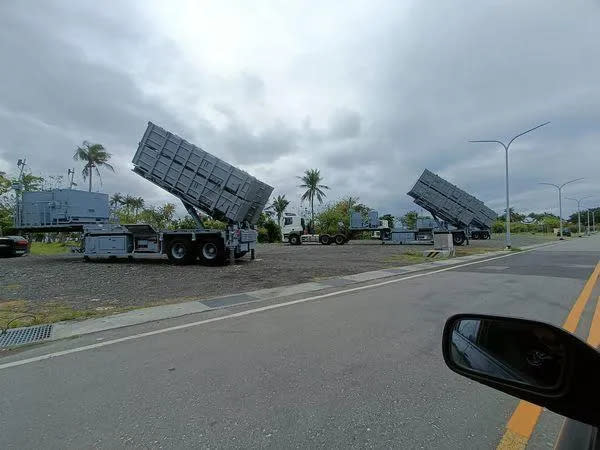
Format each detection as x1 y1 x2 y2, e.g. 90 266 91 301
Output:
132 122 273 225
15 189 110 231
407 169 497 230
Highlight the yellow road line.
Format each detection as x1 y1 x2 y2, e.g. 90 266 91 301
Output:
496 261 600 450
587 296 600 348
563 261 600 333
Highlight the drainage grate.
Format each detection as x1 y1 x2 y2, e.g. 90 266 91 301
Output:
0 324 53 348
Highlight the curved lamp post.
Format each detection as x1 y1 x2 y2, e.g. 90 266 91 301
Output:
538 178 584 239
470 121 550 249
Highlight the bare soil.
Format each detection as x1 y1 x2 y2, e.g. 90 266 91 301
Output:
0 233 555 320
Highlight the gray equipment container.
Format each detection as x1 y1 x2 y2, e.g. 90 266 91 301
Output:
407 169 497 230
15 189 110 231
132 122 273 225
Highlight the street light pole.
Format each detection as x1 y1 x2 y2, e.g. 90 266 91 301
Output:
565 196 593 237
470 121 550 249
538 178 584 239
587 209 591 235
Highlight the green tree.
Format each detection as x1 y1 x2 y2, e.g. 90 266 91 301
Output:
136 203 176 229
380 214 395 228
73 141 114 192
132 197 145 219
110 192 124 210
269 194 290 225
171 215 200 230
0 171 10 196
19 173 44 191
298 168 329 231
315 198 371 235
498 208 525 223
401 211 418 229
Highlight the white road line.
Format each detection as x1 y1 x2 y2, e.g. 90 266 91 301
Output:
0 246 547 370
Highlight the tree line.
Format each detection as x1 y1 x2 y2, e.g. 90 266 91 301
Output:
2 140 597 238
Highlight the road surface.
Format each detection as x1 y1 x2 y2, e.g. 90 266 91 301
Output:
1 237 599 448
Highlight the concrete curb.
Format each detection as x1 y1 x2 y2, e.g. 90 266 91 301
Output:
50 240 559 340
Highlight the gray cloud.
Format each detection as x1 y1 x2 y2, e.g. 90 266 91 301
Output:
1 0 599 220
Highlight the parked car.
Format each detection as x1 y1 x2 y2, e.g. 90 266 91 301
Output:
0 235 30 257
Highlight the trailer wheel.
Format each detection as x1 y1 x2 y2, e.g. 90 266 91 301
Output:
289 234 301 245
199 239 225 266
167 239 195 265
334 234 346 245
471 231 480 240
452 232 465 246
319 234 331 245
234 250 247 259
483 231 491 240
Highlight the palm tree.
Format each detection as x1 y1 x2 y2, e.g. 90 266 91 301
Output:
132 197 145 218
123 194 136 218
269 194 290 226
298 169 329 230
73 141 114 192
110 193 124 210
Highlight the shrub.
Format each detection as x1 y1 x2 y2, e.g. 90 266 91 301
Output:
263 220 281 243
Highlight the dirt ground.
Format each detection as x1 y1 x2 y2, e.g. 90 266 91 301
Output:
0 233 555 320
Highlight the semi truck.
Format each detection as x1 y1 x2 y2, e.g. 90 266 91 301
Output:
280 210 391 245
14 122 273 265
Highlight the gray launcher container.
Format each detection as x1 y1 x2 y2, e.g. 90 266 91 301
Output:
132 122 273 225
407 169 497 230
16 190 110 230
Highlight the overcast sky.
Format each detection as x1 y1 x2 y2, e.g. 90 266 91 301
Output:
1 0 599 218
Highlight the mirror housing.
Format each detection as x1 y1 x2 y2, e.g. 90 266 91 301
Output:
442 314 600 427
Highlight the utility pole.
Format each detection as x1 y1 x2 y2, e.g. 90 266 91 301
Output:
565 196 592 237
470 121 550 249
587 209 591 235
539 179 583 239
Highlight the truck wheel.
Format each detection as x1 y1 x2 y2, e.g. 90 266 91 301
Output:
484 231 491 240
167 239 195 265
234 250 247 259
289 234 301 245
471 231 480 240
334 234 346 245
199 239 225 266
452 232 465 246
319 234 331 245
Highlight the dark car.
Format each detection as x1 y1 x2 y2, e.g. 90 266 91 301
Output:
556 229 572 237
0 235 30 257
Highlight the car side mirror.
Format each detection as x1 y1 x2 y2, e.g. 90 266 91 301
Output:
442 314 600 427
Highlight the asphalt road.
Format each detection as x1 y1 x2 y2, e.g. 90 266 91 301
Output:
1 236 599 449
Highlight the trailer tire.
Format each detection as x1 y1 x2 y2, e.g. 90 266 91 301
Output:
319 234 331 245
334 234 346 245
452 232 465 246
471 231 480 240
167 238 195 265
199 238 225 266
289 234 301 246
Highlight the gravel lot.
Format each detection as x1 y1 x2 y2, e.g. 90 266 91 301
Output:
0 234 555 315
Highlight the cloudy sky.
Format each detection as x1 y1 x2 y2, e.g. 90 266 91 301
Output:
1 0 599 218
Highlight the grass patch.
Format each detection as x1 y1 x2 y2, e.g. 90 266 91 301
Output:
454 246 497 257
0 299 102 329
384 250 428 265
30 241 79 255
